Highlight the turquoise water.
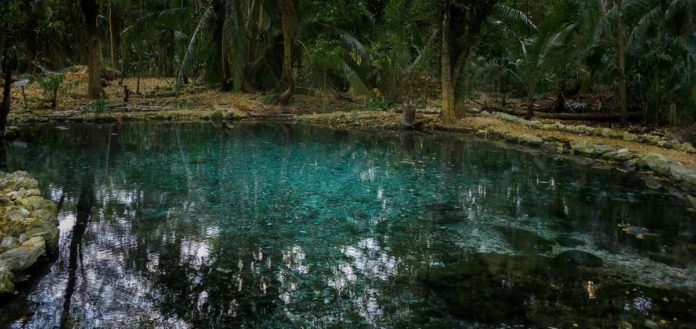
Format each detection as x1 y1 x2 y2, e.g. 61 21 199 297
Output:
0 122 694 328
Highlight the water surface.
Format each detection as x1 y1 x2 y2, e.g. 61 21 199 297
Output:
0 122 694 328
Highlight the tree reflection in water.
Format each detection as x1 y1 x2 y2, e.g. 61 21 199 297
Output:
59 175 94 329
0 122 693 328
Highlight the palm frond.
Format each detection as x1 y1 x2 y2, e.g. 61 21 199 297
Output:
176 5 214 89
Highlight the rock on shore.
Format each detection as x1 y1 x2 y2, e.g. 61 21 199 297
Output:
0 171 57 295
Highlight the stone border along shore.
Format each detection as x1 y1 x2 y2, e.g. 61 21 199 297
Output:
0 171 58 295
445 112 696 207
491 112 696 154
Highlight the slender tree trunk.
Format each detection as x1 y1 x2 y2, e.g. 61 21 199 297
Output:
108 0 117 68
525 95 534 120
277 0 295 105
440 3 456 123
684 0 694 38
616 0 628 124
221 0 236 91
119 44 128 85
52 87 58 110
81 0 104 99
137 35 143 94
0 67 12 137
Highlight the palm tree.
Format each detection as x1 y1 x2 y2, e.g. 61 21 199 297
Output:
507 0 578 119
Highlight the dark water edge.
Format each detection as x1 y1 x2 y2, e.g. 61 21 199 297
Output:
0 122 694 328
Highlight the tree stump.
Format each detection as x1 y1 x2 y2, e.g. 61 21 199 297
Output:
402 103 416 129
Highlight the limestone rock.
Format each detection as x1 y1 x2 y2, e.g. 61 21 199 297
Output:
614 148 634 162
223 108 249 120
0 266 14 294
0 236 19 251
623 133 638 142
6 188 41 201
17 195 54 212
0 171 57 295
0 171 39 191
657 140 674 149
516 135 543 146
569 141 596 156
591 144 616 156
601 151 618 160
1 236 45 272
639 153 677 176
684 173 696 188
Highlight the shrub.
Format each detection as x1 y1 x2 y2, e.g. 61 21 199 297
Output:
82 98 110 113
366 97 394 111
35 71 65 110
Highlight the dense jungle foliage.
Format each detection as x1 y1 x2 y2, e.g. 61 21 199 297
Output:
1 0 695 128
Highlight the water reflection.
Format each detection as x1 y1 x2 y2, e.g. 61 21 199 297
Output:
59 174 94 329
0 122 693 328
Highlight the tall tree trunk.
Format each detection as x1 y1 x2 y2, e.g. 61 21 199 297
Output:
277 0 295 106
440 3 456 123
616 0 628 124
221 0 237 91
440 0 498 122
108 0 116 68
81 0 104 99
0 67 11 137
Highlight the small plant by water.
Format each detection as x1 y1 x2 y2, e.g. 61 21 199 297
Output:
81 98 110 113
367 97 395 111
172 99 192 109
34 66 66 110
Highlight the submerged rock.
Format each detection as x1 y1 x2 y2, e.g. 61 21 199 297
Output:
552 250 603 268
497 227 555 254
555 235 585 248
417 252 684 327
688 195 696 209
643 320 659 329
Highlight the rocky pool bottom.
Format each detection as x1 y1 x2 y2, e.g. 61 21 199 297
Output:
0 122 694 328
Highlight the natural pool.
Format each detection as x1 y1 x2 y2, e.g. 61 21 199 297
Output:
0 122 694 328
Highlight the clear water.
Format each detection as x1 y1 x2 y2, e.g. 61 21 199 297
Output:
0 122 694 328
